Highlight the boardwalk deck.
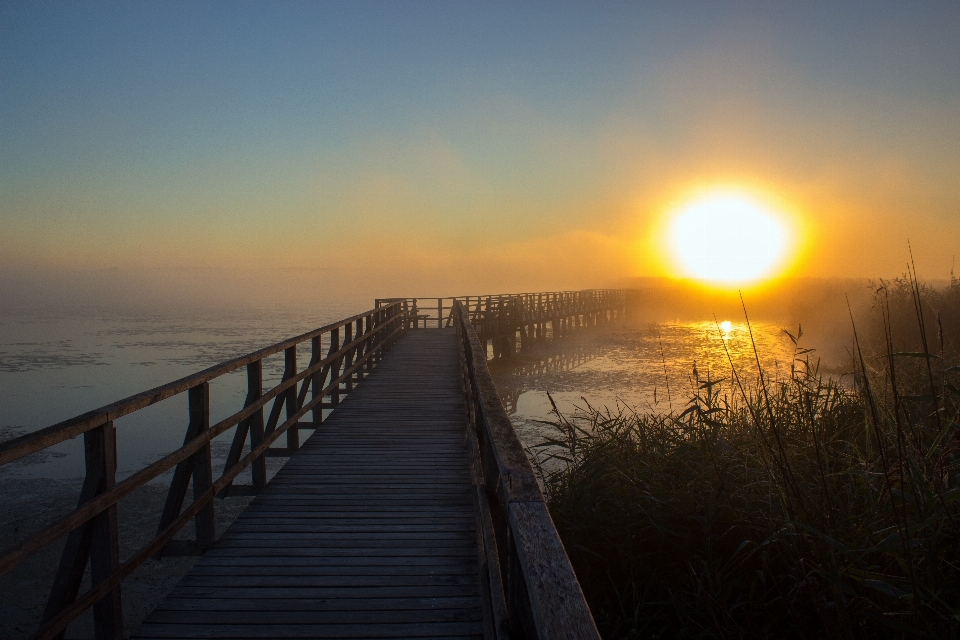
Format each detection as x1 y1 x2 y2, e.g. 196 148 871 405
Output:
133 329 484 639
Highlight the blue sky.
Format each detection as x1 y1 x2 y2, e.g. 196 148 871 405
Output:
2 1 959 292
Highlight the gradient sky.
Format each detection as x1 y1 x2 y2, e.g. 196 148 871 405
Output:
2 1 959 296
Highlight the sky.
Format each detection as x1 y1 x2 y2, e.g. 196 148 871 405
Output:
2 1 959 303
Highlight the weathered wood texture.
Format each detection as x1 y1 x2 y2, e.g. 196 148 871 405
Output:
133 330 485 640
453 301 601 640
1 291 615 640
0 304 405 640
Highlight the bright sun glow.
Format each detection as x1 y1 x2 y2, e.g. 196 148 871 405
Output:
667 192 790 285
720 320 733 334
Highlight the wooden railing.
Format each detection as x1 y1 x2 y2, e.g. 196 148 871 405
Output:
0 303 406 640
379 289 636 358
453 300 601 640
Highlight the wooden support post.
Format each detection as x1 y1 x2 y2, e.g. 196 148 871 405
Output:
190 383 215 548
89 421 122 639
373 310 385 363
284 346 299 451
438 298 443 329
361 315 371 374
43 422 123 640
343 322 355 392
329 327 341 406
311 336 322 426
354 318 364 380
248 360 267 488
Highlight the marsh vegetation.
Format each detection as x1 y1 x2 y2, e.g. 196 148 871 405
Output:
534 274 960 638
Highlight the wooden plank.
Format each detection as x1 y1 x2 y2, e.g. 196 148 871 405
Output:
135 330 486 640
132 621 483 639
147 608 480 624
188 564 479 576
155 596 480 610
193 556 474 567
149 584 481 600
176 575 478 588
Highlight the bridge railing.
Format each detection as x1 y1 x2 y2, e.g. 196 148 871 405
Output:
379 290 635 361
376 290 633 331
452 300 601 640
0 302 406 640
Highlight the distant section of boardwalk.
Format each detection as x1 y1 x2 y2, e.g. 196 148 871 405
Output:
134 330 484 639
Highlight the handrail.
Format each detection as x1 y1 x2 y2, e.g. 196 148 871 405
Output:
377 290 636 363
2 291 618 640
0 302 406 640
0 306 398 466
453 300 600 640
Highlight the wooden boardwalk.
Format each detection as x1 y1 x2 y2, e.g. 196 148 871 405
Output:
2 294 607 639
134 330 484 639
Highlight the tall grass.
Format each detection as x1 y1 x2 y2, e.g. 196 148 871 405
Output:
534 275 960 639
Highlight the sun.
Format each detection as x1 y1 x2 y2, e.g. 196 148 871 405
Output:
667 191 791 285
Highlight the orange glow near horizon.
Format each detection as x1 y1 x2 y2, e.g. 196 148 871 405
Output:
664 190 797 288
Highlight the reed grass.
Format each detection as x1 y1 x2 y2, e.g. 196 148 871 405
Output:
533 274 960 639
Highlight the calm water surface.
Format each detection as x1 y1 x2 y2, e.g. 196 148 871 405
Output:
490 319 812 448
0 304 358 479
1 309 807 479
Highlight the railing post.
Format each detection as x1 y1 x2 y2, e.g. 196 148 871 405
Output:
363 314 374 374
373 309 385 363
284 346 299 451
311 336 323 426
44 421 124 640
343 322 355 393
248 360 267 488
190 383 215 548
87 421 123 639
330 327 341 406
354 318 364 379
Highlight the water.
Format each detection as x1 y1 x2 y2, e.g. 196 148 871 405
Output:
489 319 810 449
1 308 807 480
0 303 360 480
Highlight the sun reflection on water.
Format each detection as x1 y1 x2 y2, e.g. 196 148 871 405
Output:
490 319 801 448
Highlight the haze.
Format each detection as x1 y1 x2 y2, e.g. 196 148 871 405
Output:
2 2 958 308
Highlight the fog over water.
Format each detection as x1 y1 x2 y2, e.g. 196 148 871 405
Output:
0 303 360 480
489 317 849 450
0 277 875 481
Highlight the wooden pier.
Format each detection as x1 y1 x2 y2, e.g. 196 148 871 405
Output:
135 330 484 639
0 289 636 640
